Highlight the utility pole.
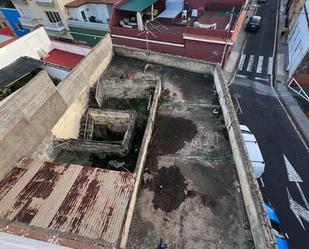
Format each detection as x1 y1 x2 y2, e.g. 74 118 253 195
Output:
220 6 235 67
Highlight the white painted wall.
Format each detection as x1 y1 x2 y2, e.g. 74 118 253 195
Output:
12 0 74 39
51 40 91 55
0 28 91 70
44 65 70 80
18 6 35 19
287 0 309 77
0 232 72 249
68 3 113 23
0 27 52 69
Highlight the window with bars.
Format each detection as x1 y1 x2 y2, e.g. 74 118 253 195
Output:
45 11 62 23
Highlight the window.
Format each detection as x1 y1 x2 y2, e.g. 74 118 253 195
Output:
45 11 62 23
80 10 87 21
2 22 7 27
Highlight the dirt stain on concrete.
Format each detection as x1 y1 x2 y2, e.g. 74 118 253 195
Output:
146 115 197 172
179 161 232 214
151 115 197 155
145 166 187 212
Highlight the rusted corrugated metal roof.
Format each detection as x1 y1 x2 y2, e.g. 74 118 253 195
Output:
0 157 135 246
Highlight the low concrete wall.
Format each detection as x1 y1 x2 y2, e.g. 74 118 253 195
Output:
97 78 155 107
120 80 162 248
114 45 216 74
58 34 114 106
214 65 277 249
0 71 67 178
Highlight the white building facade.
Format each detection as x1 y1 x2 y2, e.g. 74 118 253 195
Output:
287 0 309 77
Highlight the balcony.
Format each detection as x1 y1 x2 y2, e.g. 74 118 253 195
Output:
19 17 41 28
36 0 54 5
42 21 66 32
12 0 27 4
67 19 110 31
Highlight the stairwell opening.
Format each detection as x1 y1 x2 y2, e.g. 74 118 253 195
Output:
53 82 154 173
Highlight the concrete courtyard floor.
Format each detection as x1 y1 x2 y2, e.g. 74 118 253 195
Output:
123 59 252 249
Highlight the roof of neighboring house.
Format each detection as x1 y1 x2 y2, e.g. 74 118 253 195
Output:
0 157 135 246
65 0 118 8
0 57 42 88
42 49 85 70
117 0 158 12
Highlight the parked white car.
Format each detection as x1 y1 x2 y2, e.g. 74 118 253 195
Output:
240 125 265 178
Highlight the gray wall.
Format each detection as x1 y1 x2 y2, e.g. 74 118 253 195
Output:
120 81 162 248
0 71 66 178
114 45 216 74
0 35 114 178
214 66 277 249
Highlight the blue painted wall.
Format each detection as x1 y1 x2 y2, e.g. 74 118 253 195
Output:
0 8 29 36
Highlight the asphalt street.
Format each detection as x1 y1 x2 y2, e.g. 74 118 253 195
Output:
230 1 309 248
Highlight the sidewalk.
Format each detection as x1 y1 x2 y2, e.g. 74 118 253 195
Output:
223 1 255 83
224 0 265 83
273 0 309 148
225 0 309 148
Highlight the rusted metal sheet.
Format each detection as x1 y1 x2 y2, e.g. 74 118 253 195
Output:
0 157 135 246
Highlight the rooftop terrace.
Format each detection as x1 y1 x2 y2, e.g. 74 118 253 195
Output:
104 56 251 248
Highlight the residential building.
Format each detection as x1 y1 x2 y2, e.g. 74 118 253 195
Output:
0 27 90 99
109 0 247 63
0 7 29 36
0 7 12 30
285 0 306 30
65 0 117 46
11 0 74 40
287 0 309 77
